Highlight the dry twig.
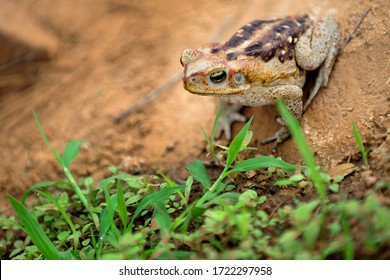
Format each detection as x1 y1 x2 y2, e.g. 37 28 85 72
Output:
340 7 372 53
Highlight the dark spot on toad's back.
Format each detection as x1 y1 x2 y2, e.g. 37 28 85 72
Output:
225 15 310 63
224 18 279 48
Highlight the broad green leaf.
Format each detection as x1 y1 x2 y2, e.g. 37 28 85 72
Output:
126 194 143 205
229 156 297 173
329 183 339 193
225 117 253 168
289 174 305 182
57 192 69 207
84 177 93 187
185 176 193 201
153 200 171 230
293 200 320 223
242 130 254 149
274 179 295 186
99 194 118 240
8 195 62 260
320 172 331 183
99 174 144 189
191 206 208 218
238 189 257 204
210 192 240 206
303 220 320 248
186 160 211 189
279 230 302 252
62 140 83 167
81 239 91 246
59 251 75 260
57 231 71 241
108 165 118 174
130 186 186 227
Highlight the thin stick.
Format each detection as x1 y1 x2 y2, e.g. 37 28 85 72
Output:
340 7 372 53
113 71 182 123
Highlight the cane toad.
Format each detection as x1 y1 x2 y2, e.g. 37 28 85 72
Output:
181 14 341 151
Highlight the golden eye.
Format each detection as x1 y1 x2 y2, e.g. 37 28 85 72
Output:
209 70 227 84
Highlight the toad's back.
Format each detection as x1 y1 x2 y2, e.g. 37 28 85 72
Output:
212 15 311 63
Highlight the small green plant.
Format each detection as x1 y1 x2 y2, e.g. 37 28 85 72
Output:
352 122 369 166
276 100 327 203
1 108 390 260
202 107 223 158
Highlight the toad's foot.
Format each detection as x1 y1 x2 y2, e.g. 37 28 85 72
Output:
260 125 291 153
215 103 246 140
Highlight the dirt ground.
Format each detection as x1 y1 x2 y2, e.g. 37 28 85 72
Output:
0 0 389 213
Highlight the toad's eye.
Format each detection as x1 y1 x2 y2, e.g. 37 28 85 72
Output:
209 70 227 84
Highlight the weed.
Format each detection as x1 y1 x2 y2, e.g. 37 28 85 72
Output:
352 122 369 167
1 108 390 260
202 107 223 158
276 100 327 203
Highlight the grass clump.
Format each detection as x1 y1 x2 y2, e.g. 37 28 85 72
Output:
1 104 390 260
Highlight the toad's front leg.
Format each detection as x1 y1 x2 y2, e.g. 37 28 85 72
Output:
215 100 246 140
295 15 341 111
259 85 303 152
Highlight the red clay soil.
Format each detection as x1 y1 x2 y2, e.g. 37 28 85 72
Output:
0 0 389 213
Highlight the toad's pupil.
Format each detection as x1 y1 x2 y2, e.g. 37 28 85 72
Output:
209 70 227 84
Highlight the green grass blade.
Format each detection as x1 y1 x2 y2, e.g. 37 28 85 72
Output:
8 194 62 260
103 183 120 241
186 160 211 189
62 140 83 167
33 112 64 165
158 172 187 203
35 189 80 249
352 123 368 166
352 123 365 154
99 174 142 189
199 117 253 200
33 112 91 217
90 227 97 258
212 106 224 139
204 106 224 157
116 179 127 230
158 172 177 187
21 181 61 205
196 118 253 206
98 194 118 242
341 212 355 259
153 200 171 230
63 166 89 207
276 100 326 201
228 156 299 174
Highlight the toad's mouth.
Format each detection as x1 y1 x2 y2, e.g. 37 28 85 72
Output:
183 82 247 96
